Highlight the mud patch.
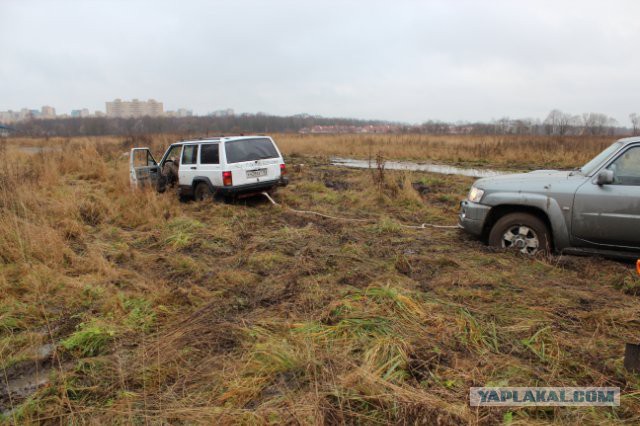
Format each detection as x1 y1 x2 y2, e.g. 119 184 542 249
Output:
1 343 58 416
280 211 345 234
395 255 460 281
411 182 430 195
407 344 450 382
323 179 351 191
281 212 312 229
337 270 370 287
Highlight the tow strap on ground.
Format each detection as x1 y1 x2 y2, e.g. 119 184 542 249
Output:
261 192 461 230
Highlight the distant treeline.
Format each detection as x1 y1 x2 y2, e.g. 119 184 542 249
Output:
5 110 636 137
8 115 391 137
420 110 635 136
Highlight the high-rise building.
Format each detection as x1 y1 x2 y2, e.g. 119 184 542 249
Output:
165 108 193 118
41 106 56 119
0 111 15 124
18 108 35 120
105 98 164 118
210 108 235 117
176 108 193 117
71 108 90 118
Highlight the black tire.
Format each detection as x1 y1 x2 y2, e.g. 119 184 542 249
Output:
488 212 550 255
162 161 179 187
194 182 214 202
156 175 167 193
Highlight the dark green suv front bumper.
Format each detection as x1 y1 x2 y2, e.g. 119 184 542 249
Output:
459 200 491 236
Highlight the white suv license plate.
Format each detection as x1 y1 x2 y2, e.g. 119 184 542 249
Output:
246 168 267 178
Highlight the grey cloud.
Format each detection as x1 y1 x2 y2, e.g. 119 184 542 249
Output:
1 0 638 124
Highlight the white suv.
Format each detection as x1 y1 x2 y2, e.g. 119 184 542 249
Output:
130 136 288 200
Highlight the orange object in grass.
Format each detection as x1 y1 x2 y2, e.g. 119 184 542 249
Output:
637 259 640 276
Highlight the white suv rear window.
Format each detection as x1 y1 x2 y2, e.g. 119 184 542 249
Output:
225 138 279 163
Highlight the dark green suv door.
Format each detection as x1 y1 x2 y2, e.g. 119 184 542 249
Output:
572 144 640 248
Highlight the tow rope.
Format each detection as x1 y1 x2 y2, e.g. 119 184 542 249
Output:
261 192 461 230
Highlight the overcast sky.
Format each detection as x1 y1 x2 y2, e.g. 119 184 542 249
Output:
1 0 639 124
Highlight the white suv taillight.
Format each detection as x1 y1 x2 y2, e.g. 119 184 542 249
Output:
222 171 233 186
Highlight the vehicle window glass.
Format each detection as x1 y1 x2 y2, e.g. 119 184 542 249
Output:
165 145 182 165
200 144 219 164
133 150 155 167
581 142 622 175
225 138 278 163
182 145 197 165
607 146 640 186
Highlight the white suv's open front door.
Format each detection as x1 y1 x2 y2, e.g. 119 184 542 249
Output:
129 148 160 188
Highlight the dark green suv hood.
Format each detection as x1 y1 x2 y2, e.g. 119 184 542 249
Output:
476 170 575 187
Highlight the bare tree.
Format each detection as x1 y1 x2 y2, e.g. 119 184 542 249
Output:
558 112 576 135
544 109 574 135
606 117 618 136
544 109 559 135
513 118 535 135
494 117 513 134
581 112 613 136
630 113 640 135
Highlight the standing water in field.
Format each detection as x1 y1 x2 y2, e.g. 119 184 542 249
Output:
14 146 62 154
330 157 508 178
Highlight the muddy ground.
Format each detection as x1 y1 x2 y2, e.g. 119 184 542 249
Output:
1 146 639 424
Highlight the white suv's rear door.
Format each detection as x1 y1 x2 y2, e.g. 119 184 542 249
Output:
198 143 223 186
178 144 199 187
223 138 282 186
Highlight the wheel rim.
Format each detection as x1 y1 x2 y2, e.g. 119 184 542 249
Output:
501 225 540 255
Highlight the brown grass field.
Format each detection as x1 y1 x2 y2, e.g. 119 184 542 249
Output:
275 134 615 170
0 134 639 424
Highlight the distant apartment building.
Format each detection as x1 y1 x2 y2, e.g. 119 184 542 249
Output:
13 109 40 120
176 108 193 117
0 109 34 123
41 105 56 119
210 108 235 117
0 106 86 123
0 111 16 123
166 108 193 118
105 99 164 118
71 108 90 118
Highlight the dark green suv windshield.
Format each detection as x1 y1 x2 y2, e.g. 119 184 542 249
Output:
580 142 622 175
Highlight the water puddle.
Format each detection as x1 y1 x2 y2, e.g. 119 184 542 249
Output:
1 343 58 418
12 146 61 154
330 157 508 178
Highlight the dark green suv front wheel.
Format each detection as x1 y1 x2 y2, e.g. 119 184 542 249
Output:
488 212 550 255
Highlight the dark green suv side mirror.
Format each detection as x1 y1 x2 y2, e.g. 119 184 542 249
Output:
596 169 615 186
